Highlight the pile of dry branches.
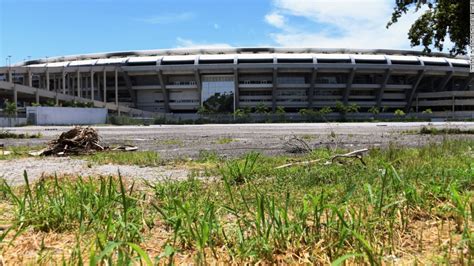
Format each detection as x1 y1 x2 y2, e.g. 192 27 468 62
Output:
41 127 107 156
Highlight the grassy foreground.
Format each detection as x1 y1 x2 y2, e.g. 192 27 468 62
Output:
0 141 473 265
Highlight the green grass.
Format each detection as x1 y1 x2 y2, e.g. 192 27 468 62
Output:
158 139 184 146
85 151 162 167
215 137 235 145
1 140 473 264
0 145 45 160
0 131 42 139
419 126 474 135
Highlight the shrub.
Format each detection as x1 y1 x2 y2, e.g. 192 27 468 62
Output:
394 109 406 117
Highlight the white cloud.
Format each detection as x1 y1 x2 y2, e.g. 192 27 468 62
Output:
266 0 428 50
176 38 232 49
137 12 194 24
265 12 286 29
213 23 220 30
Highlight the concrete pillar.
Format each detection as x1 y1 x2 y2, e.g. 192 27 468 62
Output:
115 68 119 115
233 68 239 110
376 69 391 109
157 70 170 112
272 68 277 112
405 70 425 113
62 71 66 94
69 75 73 96
46 71 50 91
194 70 202 105
29 70 39 104
309 68 317 108
343 68 356 105
103 70 107 104
7 69 12 83
7 70 17 116
28 70 32 87
77 70 81 98
90 70 94 101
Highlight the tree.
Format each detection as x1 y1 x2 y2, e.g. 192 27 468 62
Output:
387 0 469 55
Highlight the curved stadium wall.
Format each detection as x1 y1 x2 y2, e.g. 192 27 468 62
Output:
0 48 472 117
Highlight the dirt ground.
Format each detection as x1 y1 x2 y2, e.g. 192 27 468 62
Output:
1 122 474 184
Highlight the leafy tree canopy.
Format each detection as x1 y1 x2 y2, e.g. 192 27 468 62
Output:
387 0 469 55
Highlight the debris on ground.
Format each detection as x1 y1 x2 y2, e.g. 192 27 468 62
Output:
111 145 139 152
283 136 313 154
275 148 369 169
30 126 138 156
0 143 12 156
41 127 106 156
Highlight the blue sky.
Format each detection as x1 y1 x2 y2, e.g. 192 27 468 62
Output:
0 0 428 64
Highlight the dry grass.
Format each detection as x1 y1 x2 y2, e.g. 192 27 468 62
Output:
1 213 468 265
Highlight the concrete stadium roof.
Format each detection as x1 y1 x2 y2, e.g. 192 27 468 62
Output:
12 47 469 67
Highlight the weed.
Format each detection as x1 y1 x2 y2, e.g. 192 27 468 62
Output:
221 152 260 184
85 151 162 166
215 137 234 145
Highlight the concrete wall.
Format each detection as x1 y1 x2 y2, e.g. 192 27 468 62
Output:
0 117 27 127
26 107 107 125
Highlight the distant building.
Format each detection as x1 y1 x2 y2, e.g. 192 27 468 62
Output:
0 47 472 116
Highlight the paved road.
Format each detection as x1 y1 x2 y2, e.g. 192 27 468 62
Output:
2 122 474 159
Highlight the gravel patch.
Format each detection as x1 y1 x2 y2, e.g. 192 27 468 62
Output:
0 157 190 185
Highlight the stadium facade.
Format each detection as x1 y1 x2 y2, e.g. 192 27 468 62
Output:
0 47 473 117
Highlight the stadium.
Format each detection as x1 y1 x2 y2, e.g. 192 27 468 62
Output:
0 47 473 118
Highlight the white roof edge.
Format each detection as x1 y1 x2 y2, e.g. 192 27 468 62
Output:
161 55 197 61
14 47 467 67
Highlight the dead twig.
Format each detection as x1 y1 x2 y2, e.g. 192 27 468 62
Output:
283 136 312 154
275 159 322 169
275 148 369 169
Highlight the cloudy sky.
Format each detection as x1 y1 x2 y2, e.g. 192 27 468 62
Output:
0 0 429 63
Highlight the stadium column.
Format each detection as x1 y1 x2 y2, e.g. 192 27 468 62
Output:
121 71 136 107
376 69 391 109
194 69 202 106
157 70 170 113
461 75 474 91
29 69 39 104
437 71 453 91
62 70 66 95
46 70 50 91
343 67 356 105
90 70 94 102
115 68 120 115
272 67 277 112
234 68 239 110
309 68 317 108
77 69 81 98
405 70 425 113
8 69 17 117
103 69 107 106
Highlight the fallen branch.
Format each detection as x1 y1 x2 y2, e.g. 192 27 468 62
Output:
275 159 322 169
275 148 369 169
324 148 369 166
